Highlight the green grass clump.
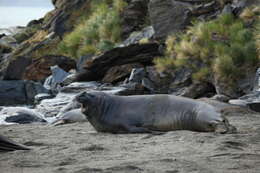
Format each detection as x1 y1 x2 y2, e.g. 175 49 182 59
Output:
58 0 127 58
155 12 259 86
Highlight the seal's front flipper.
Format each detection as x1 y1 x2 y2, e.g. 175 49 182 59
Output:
0 135 30 152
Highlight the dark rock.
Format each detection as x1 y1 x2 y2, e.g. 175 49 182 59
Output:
175 82 216 99
121 0 150 39
25 80 49 103
0 34 5 39
0 80 27 105
76 43 161 81
149 0 221 40
44 0 91 37
149 0 192 40
1 56 32 80
214 69 256 98
247 102 260 112
1 107 46 124
102 63 142 84
0 80 47 106
141 78 156 92
23 55 76 81
27 19 44 27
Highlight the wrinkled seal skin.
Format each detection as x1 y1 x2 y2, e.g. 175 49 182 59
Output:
0 135 30 152
76 91 234 134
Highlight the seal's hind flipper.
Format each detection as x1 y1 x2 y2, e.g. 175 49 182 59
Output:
0 135 30 152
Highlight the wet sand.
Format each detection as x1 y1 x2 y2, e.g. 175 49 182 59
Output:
1 108 260 173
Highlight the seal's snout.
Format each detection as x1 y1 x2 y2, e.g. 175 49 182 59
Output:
75 92 87 103
214 117 237 134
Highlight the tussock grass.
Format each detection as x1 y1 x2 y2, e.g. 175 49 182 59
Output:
58 0 127 58
155 12 260 86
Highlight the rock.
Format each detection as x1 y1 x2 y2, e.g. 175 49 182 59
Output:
36 92 74 117
0 81 27 105
0 80 47 106
148 0 221 40
34 93 54 104
169 67 192 91
44 0 91 37
0 56 32 80
76 43 161 81
172 82 216 99
23 55 76 81
102 63 142 84
121 26 155 46
43 65 70 93
0 107 46 124
141 78 156 92
211 94 230 102
121 0 150 39
129 67 146 83
60 82 101 93
76 54 93 73
253 68 260 91
247 102 260 112
25 80 50 103
214 69 256 98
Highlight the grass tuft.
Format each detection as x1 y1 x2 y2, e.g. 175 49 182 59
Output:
57 0 127 58
155 11 260 87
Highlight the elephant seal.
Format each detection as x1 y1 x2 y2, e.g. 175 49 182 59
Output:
51 109 87 126
76 91 235 133
0 135 30 152
0 107 46 124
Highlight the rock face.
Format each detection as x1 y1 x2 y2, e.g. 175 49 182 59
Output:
76 43 162 82
121 0 150 39
149 0 221 40
0 80 48 106
44 0 91 37
23 55 76 81
0 0 90 80
0 56 32 80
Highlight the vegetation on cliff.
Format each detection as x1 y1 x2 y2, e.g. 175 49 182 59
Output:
58 0 127 58
155 7 260 88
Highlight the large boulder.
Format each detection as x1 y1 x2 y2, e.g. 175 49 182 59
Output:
0 80 48 106
76 43 162 82
23 55 76 81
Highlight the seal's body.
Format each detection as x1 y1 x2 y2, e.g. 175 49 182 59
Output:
0 135 30 152
76 92 233 133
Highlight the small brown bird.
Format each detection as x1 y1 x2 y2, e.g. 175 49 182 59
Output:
0 135 30 152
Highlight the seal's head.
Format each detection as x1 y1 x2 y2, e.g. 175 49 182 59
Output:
75 91 107 119
196 107 236 133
